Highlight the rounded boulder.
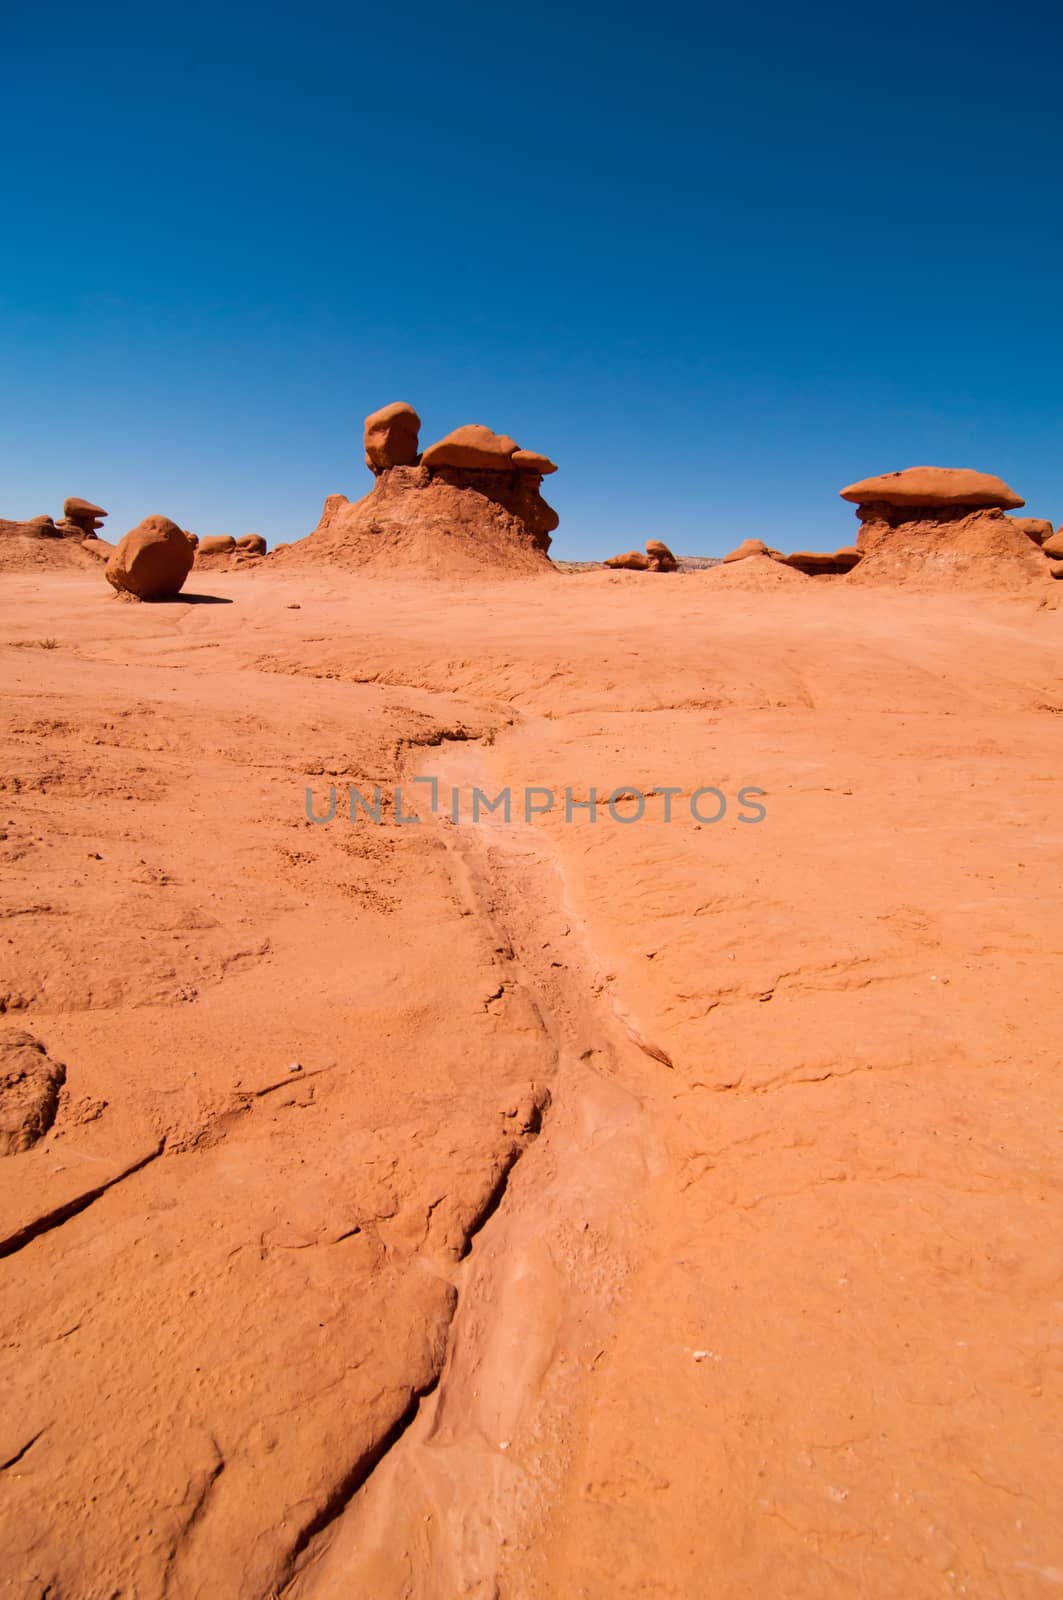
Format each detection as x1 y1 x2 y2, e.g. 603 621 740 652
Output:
105 516 194 601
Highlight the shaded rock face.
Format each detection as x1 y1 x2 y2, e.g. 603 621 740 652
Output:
1009 517 1054 546
0 1032 65 1156
59 498 108 538
782 546 862 576
105 515 195 601
364 402 421 474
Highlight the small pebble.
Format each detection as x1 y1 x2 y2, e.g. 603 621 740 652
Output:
288 1062 303 1073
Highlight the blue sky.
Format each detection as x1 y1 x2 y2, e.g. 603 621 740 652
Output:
3 0 1061 558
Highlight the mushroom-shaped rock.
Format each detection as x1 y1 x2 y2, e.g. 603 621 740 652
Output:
840 467 1024 511
511 448 558 475
105 515 194 601
723 538 781 563
235 533 267 555
198 535 237 556
421 424 520 471
364 402 421 474
604 549 652 570
60 497 108 538
645 538 677 572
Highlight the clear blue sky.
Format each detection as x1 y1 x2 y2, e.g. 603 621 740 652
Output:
3 0 1061 558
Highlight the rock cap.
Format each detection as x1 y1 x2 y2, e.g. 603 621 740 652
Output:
840 467 1023 510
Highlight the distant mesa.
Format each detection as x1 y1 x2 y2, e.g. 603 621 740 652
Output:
274 401 559 577
604 539 678 572
105 515 194 601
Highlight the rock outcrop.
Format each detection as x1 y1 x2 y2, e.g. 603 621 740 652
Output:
604 539 678 572
1042 528 1063 559
604 550 651 570
841 467 1048 590
58 498 108 539
276 404 559 577
105 515 195 601
723 538 783 563
1009 517 1054 546
197 536 237 557
365 402 421 474
781 546 862 576
0 1032 66 1156
235 534 267 555
645 539 677 572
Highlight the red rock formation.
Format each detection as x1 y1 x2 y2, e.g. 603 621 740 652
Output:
364 402 421 474
1008 517 1054 545
235 534 267 556
197 535 237 557
604 550 652 570
105 516 195 600
59 498 108 538
1042 529 1063 559
840 466 1024 515
781 546 862 575
646 539 677 572
0 1032 66 1156
277 406 559 577
723 538 783 563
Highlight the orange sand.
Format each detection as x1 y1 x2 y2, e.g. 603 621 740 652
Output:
1 565 1061 1598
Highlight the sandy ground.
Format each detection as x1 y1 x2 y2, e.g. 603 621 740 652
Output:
1 564 1061 1598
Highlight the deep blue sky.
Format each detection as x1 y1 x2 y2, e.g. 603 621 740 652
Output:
3 0 1061 558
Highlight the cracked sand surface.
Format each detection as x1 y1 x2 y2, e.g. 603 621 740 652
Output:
1 568 1061 1597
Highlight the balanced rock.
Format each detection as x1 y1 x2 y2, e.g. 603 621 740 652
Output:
840 466 1024 523
605 550 652 570
61 497 108 538
646 539 677 572
105 515 195 600
364 402 421 474
512 449 558 474
197 535 237 557
235 534 267 555
0 1032 66 1156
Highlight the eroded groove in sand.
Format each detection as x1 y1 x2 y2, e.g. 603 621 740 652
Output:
0 1140 165 1259
282 736 668 1598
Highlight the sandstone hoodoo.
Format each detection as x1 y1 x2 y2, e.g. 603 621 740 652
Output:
646 539 677 572
58 497 108 538
105 514 195 600
235 533 267 555
840 465 1050 589
197 535 237 557
275 402 560 577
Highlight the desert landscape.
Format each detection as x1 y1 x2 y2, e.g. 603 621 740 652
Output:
1 400 1061 1596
